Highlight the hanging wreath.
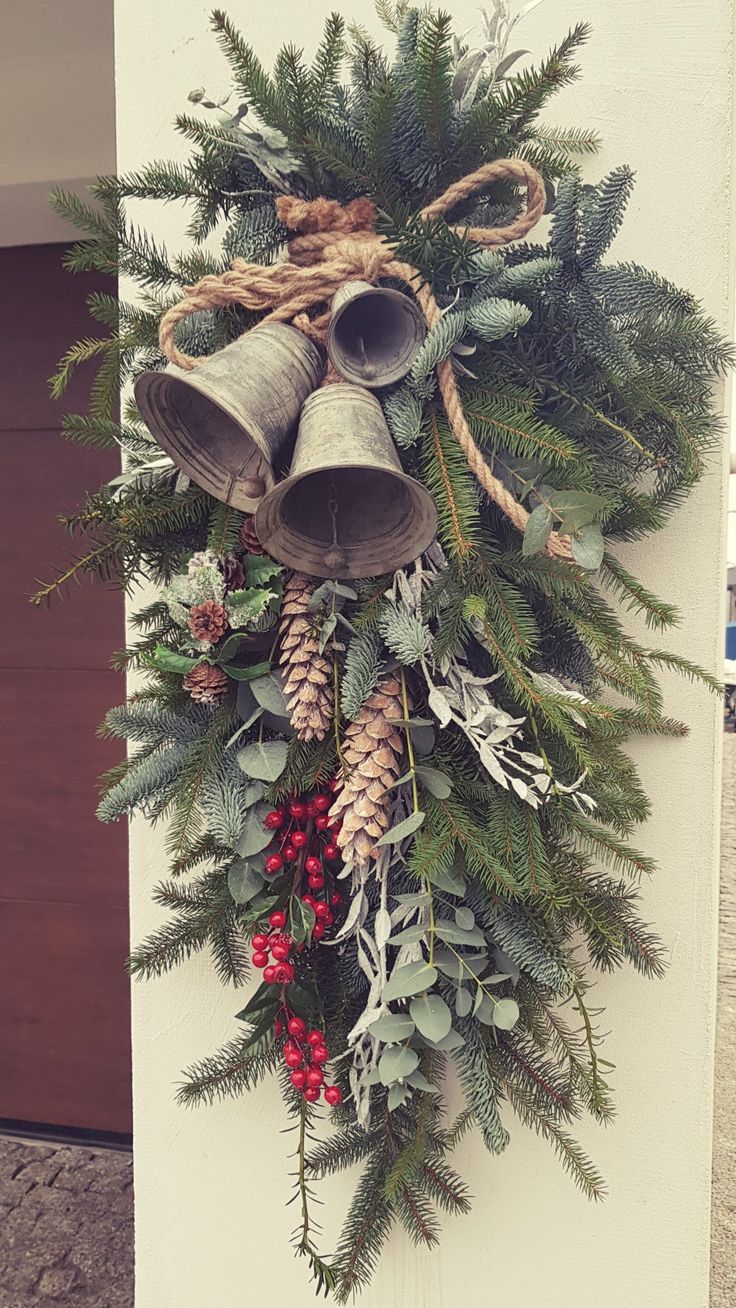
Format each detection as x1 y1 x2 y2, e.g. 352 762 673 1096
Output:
43 4 728 1298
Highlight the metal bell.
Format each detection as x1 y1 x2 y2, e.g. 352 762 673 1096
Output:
134 323 324 512
327 280 426 388
254 385 437 579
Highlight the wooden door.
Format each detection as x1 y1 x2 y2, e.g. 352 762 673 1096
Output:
0 245 131 1136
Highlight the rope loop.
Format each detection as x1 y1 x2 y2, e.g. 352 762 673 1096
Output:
156 159 572 560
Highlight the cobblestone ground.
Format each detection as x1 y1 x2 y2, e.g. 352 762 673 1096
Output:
711 731 736 1307
0 1140 132 1307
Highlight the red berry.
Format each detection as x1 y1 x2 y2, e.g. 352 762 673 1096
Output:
301 893 316 908
264 810 284 829
291 831 308 849
269 910 287 929
312 921 326 941
283 844 298 862
313 794 331 812
287 1016 306 1036
323 843 340 861
252 933 269 951
274 962 295 984
303 1087 320 1102
274 1017 284 1036
252 950 269 968
263 965 277 984
283 1040 298 1055
265 853 283 875
271 942 291 962
323 910 335 927
315 815 329 831
330 891 342 906
308 875 325 891
312 1045 329 1064
314 901 329 920
289 801 307 820
328 776 340 792
284 1050 302 1069
305 856 321 875
324 1086 342 1107
306 1067 324 1088
306 1030 324 1048
290 1069 307 1089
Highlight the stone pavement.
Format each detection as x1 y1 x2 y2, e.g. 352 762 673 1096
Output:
0 1140 132 1307
711 731 736 1307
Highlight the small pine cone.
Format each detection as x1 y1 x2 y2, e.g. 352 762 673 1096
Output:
221 554 245 592
188 599 229 644
329 674 406 866
240 516 262 554
183 663 229 705
280 572 334 742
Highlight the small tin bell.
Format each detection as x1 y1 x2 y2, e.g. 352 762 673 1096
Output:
327 281 426 388
134 323 324 512
254 385 437 579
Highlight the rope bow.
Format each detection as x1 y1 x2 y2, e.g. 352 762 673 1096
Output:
158 158 572 560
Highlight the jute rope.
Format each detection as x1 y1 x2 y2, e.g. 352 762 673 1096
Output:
158 159 572 560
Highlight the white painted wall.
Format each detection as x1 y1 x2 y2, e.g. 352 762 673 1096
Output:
115 4 734 1305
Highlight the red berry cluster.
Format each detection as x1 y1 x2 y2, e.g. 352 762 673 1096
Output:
250 909 295 984
274 1012 342 1106
261 786 343 943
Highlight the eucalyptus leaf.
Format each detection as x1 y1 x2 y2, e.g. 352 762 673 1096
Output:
227 859 265 904
383 960 438 1002
150 645 202 674
387 1083 410 1111
455 986 473 1018
375 810 425 848
367 1012 416 1043
235 801 274 857
425 863 466 896
410 993 452 1042
415 765 453 799
435 918 487 948
491 997 520 1031
474 993 495 1025
223 660 271 682
455 906 475 930
405 1069 439 1094
319 613 338 652
378 1044 419 1086
423 1027 465 1052
388 924 427 947
249 673 288 716
237 739 289 782
522 503 553 557
571 522 605 571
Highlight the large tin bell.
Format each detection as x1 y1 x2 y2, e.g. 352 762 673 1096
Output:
327 280 426 388
134 323 324 512
254 385 437 579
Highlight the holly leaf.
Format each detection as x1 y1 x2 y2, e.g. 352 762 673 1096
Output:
383 960 437 1002
244 555 282 587
410 993 452 1042
237 740 289 781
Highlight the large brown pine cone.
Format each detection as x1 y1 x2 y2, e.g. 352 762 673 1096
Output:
183 662 229 705
328 674 406 865
188 599 228 644
279 572 334 742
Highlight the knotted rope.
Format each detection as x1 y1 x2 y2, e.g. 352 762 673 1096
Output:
158 159 572 560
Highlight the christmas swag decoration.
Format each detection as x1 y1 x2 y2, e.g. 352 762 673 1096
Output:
42 3 729 1298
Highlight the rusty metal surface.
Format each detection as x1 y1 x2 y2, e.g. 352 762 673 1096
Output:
327 280 425 387
134 323 324 511
255 384 437 578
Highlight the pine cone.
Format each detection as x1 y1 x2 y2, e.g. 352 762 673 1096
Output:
328 674 406 865
280 572 334 742
183 663 229 704
240 516 262 554
188 599 228 644
221 554 246 592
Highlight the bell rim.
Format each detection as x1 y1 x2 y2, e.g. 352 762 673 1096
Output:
133 367 278 512
326 286 426 389
254 460 438 580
